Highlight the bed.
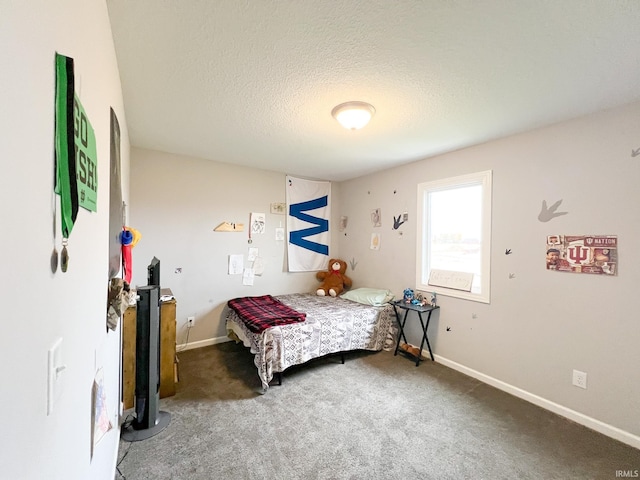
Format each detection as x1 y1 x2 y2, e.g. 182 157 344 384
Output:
226 292 397 390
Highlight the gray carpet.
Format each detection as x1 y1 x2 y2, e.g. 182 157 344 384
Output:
116 342 639 479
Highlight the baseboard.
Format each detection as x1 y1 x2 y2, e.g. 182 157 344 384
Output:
433 353 640 450
177 335 229 352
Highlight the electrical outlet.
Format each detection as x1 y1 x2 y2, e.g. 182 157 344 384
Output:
187 316 195 327
572 369 587 389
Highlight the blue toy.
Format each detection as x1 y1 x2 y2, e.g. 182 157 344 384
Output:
403 288 414 303
403 288 422 304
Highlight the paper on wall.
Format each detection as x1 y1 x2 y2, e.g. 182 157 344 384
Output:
370 233 381 250
371 208 381 227
243 268 255 285
253 256 265 276
228 254 243 275
91 368 112 457
250 212 266 234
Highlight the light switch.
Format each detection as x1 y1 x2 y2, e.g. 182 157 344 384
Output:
47 338 65 415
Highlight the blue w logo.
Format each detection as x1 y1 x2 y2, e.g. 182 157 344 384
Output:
289 196 329 255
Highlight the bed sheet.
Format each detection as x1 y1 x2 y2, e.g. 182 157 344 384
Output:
226 293 397 390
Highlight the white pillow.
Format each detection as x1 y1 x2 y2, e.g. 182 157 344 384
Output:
341 288 395 306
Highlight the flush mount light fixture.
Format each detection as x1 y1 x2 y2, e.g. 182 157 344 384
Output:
331 101 376 130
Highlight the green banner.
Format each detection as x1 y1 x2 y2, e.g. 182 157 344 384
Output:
55 53 78 239
74 94 98 212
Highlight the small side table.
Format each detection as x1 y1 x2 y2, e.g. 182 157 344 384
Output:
391 300 439 366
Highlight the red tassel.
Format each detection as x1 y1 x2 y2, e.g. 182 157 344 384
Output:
122 244 132 283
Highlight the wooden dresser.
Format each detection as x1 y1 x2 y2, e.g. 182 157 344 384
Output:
122 292 177 410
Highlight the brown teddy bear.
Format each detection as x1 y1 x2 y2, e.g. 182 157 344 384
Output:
315 258 352 297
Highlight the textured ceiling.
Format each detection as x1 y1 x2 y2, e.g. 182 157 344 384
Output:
106 1 640 181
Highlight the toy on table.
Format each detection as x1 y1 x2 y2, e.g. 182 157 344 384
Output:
404 288 437 307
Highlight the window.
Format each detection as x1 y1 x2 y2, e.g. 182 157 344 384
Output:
416 170 492 303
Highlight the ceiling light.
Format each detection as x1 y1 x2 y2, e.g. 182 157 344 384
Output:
331 101 375 130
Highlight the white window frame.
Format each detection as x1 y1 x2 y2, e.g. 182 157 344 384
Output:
416 170 492 304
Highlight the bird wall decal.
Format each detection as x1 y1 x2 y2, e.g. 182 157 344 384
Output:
538 199 568 222
393 215 405 230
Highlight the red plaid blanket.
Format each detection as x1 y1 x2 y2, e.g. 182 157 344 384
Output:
227 295 306 333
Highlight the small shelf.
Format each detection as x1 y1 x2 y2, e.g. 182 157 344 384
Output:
391 300 439 366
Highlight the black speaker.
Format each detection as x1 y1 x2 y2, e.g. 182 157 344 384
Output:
121 285 170 441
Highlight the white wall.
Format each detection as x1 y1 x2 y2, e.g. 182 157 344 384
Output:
337 101 640 445
0 2 129 479
129 148 340 347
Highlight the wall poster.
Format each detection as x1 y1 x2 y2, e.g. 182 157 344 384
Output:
545 235 617 275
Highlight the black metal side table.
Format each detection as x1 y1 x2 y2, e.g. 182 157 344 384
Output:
391 300 439 366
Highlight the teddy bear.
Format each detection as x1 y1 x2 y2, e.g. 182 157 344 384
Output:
315 258 352 297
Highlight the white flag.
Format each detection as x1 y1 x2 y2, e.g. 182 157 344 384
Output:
286 175 331 272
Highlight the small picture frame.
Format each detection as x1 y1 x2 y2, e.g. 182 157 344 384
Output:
270 202 286 214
